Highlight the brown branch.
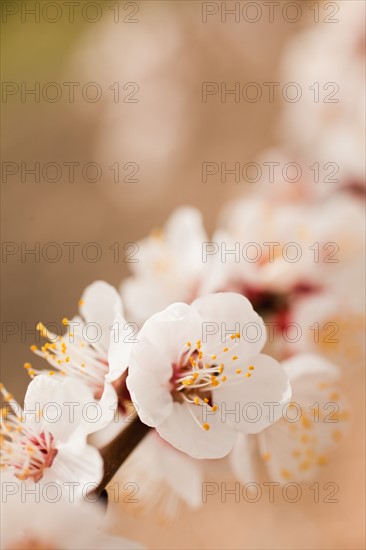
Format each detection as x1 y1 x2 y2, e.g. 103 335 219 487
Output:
93 415 151 498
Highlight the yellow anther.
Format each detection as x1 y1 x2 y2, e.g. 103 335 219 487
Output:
212 405 218 412
218 365 223 374
245 372 251 378
23 362 32 370
30 345 37 351
230 334 236 340
262 453 271 461
211 355 217 360
196 340 201 349
49 371 55 376
186 341 191 347
182 379 193 386
202 423 210 431
232 355 238 361
222 376 227 382
235 333 240 338
281 469 291 479
332 430 342 442
301 416 311 429
79 299 84 306
193 397 200 405
317 455 328 466
223 347 228 352
81 363 85 368
198 352 203 359
192 373 199 380
299 461 311 471
65 357 70 363
62 318 68 326
248 365 255 371
203 398 209 404
236 369 242 374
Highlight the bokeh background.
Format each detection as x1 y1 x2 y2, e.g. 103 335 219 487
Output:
1 1 365 548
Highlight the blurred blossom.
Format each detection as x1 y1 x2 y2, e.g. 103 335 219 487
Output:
290 292 366 369
279 1 365 192
120 207 217 324
217 193 364 297
231 354 348 484
113 430 203 521
1 495 142 550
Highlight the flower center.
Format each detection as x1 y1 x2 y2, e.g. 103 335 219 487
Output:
171 335 255 431
1 385 58 482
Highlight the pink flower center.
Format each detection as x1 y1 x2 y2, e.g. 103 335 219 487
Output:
15 431 58 482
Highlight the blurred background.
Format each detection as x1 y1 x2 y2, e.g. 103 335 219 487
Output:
1 1 365 548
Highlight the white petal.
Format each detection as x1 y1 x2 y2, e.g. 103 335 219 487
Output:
156 402 236 459
23 376 96 440
127 366 173 427
282 353 341 384
80 281 122 352
134 301 203 365
191 293 267 358
213 354 292 434
93 381 118 431
107 312 134 382
45 442 103 495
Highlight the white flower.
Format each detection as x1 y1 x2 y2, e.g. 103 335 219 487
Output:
0 376 103 493
231 354 349 483
127 293 291 459
29 281 133 431
121 206 213 324
0 495 143 550
218 194 364 298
